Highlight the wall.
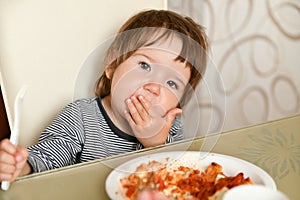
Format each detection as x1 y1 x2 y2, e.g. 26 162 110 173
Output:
168 0 300 136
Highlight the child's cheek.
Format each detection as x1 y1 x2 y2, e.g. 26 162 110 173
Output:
111 69 144 112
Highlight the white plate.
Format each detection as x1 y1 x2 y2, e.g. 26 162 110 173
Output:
105 151 276 199
223 185 289 200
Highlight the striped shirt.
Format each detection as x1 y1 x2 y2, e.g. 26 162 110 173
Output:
27 97 184 173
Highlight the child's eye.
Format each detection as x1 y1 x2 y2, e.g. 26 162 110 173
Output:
167 80 178 90
139 62 151 72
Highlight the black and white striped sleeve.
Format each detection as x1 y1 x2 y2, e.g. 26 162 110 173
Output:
167 116 184 143
27 101 85 173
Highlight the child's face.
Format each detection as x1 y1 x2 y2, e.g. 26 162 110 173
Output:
106 36 190 119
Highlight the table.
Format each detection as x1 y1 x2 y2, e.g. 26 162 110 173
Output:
1 115 299 200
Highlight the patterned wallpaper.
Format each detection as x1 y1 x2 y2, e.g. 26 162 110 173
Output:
168 0 300 136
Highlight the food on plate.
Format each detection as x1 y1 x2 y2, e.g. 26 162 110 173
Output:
120 159 253 200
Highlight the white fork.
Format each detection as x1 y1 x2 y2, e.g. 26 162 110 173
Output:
1 86 28 191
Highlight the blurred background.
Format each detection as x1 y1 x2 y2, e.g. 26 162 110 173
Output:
169 0 300 134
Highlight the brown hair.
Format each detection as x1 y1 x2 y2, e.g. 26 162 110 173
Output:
95 9 209 106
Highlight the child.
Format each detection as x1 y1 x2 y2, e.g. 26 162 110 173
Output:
0 9 209 182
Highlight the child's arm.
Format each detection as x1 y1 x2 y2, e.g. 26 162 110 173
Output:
27 101 85 173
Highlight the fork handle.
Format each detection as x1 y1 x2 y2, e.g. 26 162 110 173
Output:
1 181 10 191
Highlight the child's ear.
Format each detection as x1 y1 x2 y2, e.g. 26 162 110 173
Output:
105 65 114 80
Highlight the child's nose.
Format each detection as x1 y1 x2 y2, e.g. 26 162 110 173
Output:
143 83 161 96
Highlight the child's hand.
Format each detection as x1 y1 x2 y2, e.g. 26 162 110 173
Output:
0 139 29 182
125 95 181 147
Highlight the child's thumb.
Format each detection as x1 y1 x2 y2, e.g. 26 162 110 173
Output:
15 146 28 162
166 108 182 125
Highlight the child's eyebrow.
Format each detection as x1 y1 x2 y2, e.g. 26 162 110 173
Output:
132 52 181 64
132 52 155 62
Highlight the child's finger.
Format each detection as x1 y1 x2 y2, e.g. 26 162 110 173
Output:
0 162 16 174
0 172 13 182
137 95 151 111
0 151 16 165
165 108 182 128
131 96 150 122
124 110 136 128
15 147 28 162
0 139 17 155
126 98 142 124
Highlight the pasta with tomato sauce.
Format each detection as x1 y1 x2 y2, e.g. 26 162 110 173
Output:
120 160 253 200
